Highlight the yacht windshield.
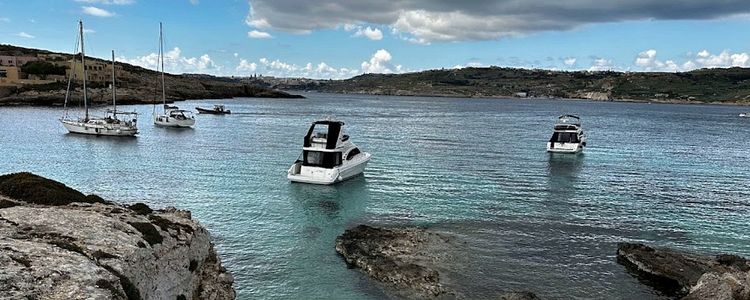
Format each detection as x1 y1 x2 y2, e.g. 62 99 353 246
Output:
303 150 342 168
550 132 580 143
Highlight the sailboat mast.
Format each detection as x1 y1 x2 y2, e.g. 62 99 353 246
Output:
160 22 166 107
111 50 116 113
79 21 89 121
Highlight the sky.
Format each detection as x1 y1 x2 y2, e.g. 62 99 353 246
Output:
2 0 750 79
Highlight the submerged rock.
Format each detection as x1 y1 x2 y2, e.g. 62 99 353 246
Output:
0 173 235 299
335 225 448 298
497 291 541 300
617 243 750 299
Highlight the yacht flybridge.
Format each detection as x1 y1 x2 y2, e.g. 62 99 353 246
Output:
547 115 587 154
288 119 371 185
153 22 195 128
60 21 138 137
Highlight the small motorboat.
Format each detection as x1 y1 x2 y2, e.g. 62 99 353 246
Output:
740 113 749 118
287 118 371 185
196 104 231 115
547 115 587 154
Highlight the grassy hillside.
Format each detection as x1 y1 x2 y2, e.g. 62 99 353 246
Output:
284 67 750 103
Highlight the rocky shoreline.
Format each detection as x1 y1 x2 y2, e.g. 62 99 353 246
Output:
336 225 749 299
335 225 540 299
0 84 303 107
0 172 235 299
617 243 750 299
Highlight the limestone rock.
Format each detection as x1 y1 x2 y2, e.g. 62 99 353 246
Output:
335 225 449 298
617 243 749 300
0 173 235 300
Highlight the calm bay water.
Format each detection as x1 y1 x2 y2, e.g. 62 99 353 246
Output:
1 93 749 299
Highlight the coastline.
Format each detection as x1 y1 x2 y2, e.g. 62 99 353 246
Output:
294 89 750 106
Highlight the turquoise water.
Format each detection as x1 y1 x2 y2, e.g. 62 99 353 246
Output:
1 93 749 299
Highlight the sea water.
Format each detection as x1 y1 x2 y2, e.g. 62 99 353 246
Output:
1 93 749 299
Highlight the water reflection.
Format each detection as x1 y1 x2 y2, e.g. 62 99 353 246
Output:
546 153 585 200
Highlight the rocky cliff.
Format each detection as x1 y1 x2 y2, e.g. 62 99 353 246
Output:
0 172 235 299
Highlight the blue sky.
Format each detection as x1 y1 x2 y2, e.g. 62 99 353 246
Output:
2 0 750 78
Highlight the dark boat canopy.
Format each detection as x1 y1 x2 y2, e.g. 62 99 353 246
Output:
558 114 580 120
313 120 345 126
304 119 345 149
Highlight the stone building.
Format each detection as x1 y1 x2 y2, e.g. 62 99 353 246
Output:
0 55 39 67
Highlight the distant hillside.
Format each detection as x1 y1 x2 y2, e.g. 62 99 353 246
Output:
0 44 303 106
272 67 750 104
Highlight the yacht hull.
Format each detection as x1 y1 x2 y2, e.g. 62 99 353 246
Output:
61 119 138 137
154 116 195 127
547 142 584 154
288 153 371 185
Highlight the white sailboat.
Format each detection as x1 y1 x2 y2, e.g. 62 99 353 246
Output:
60 21 138 137
153 22 195 128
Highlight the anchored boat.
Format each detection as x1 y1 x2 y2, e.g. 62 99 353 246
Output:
60 21 138 137
288 119 371 185
196 105 231 114
547 115 587 154
153 22 195 128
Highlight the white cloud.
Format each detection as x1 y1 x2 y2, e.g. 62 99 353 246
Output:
245 0 750 43
589 58 615 71
0 17 10 23
82 6 116 17
361 49 395 73
563 57 577 66
16 32 35 39
119 47 220 74
83 28 96 34
353 26 383 40
248 30 273 39
75 0 134 4
452 62 487 69
189 0 199 5
233 53 239 58
236 59 258 73
633 49 750 72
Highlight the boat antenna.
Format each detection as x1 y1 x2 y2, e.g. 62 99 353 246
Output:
79 20 89 122
111 50 116 115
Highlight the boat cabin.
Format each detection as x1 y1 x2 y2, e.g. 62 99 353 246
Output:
167 109 194 120
303 120 350 150
297 120 361 169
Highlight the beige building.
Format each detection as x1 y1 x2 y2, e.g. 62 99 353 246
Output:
67 59 121 83
0 66 21 86
0 56 39 67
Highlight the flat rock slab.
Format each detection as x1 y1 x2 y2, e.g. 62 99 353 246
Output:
617 243 750 299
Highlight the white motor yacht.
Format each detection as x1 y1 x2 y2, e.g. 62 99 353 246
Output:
740 113 749 118
547 115 587 154
288 119 371 185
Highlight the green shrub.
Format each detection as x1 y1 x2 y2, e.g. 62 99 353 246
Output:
21 61 67 75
